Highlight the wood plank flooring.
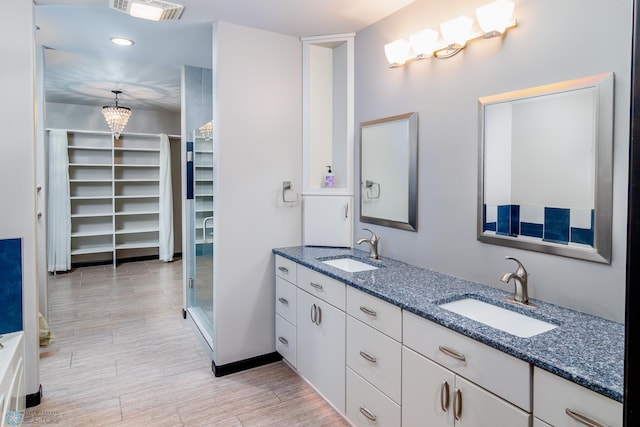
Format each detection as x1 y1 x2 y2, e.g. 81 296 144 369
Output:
26 259 349 426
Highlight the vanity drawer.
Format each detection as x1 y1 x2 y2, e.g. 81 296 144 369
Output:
275 255 297 284
347 286 402 341
275 277 296 325
346 316 401 403
346 368 401 427
275 314 296 368
533 367 622 427
403 310 531 412
297 265 346 310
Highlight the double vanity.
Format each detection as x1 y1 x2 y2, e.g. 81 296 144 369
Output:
272 246 623 427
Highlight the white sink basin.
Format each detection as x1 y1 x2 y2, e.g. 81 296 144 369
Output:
322 257 378 273
438 298 557 338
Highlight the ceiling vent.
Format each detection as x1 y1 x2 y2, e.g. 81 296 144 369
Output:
110 0 185 21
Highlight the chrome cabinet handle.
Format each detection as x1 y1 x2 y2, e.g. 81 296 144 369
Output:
359 351 377 364
440 381 450 413
310 282 323 290
453 388 462 421
316 305 322 325
565 409 607 427
439 345 466 362
278 297 289 306
310 304 317 324
278 266 289 273
359 407 377 422
359 306 377 317
278 337 288 345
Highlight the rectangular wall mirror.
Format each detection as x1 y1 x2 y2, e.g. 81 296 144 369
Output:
477 73 614 263
360 112 418 231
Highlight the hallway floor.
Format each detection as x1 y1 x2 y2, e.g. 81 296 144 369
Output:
27 259 349 426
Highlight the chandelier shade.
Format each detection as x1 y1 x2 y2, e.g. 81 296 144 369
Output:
102 90 131 139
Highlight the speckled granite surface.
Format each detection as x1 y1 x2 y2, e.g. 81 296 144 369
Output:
272 246 624 403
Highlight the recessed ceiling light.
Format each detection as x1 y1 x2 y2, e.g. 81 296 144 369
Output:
110 37 135 46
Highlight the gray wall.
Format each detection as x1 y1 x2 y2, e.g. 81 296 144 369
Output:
354 0 631 322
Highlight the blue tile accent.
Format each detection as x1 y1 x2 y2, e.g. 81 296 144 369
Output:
571 209 594 246
0 238 23 334
510 205 520 236
497 205 511 235
482 204 496 231
521 222 543 238
544 207 570 244
272 246 624 402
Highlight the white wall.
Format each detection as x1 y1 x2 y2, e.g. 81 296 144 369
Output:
354 0 631 322
212 22 302 365
46 102 180 135
1 0 39 398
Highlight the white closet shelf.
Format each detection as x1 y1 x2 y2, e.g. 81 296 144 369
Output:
114 147 160 152
69 163 112 167
195 165 213 168
115 195 159 199
115 227 160 235
71 231 113 237
70 179 113 183
71 246 114 255
115 179 160 183
70 196 113 200
71 213 112 218
195 193 214 197
115 210 159 216
114 164 160 168
116 242 160 250
68 146 112 151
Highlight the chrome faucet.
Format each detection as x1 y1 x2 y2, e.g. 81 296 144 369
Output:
357 228 380 259
500 256 532 306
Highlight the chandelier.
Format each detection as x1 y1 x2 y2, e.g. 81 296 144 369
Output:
198 121 214 140
102 90 132 139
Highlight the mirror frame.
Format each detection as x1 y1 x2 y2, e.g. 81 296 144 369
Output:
477 73 614 263
360 112 418 231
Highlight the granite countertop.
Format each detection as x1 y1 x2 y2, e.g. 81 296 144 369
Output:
272 246 624 403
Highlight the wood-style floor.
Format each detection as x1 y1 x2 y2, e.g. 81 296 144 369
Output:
26 259 349 426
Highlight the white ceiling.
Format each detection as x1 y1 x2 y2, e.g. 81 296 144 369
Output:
35 0 415 112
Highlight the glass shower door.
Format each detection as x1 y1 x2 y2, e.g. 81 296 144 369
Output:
186 133 214 347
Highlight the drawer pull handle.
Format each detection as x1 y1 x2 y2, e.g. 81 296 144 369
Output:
359 306 377 317
278 337 288 345
278 297 289 306
310 282 323 290
440 381 450 412
278 266 289 273
565 408 607 427
439 345 466 362
359 407 377 422
359 351 377 364
453 388 462 421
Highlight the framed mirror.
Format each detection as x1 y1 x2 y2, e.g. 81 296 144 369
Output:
477 73 614 263
360 112 418 231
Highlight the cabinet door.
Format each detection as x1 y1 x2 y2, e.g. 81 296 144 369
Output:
296 289 346 413
402 346 454 427
454 375 531 427
302 195 352 247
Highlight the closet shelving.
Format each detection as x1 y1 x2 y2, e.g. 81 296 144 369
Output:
61 129 179 267
194 135 214 247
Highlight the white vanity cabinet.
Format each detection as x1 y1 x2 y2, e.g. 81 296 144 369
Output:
296 287 346 413
402 311 531 427
1 332 25 427
345 287 402 427
533 367 622 427
274 256 298 367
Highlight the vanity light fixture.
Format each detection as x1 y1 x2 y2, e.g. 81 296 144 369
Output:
384 0 517 67
102 90 132 140
109 37 134 46
109 0 185 21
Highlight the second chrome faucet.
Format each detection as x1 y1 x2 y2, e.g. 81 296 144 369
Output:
357 228 380 259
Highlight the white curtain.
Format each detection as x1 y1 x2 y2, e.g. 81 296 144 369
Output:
159 134 174 262
47 130 71 272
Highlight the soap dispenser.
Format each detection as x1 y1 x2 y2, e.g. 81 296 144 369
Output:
324 166 335 188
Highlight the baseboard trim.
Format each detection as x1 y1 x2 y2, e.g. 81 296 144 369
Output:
212 352 282 377
26 385 42 408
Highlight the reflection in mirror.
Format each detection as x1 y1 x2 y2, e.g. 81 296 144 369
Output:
360 112 418 231
478 73 614 263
